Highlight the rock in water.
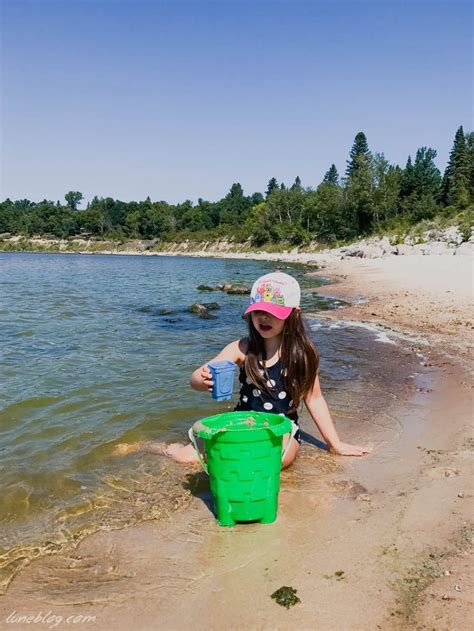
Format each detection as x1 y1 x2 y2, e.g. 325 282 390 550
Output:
188 303 218 320
226 284 250 295
215 283 251 294
201 302 220 311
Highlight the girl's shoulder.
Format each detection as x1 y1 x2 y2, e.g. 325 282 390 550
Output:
235 337 249 366
212 338 248 367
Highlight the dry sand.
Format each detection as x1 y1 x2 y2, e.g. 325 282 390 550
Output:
309 254 473 364
1 254 473 631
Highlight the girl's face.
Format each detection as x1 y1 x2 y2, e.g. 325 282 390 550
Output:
250 310 286 338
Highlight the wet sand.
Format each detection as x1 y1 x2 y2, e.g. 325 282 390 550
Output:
1 258 473 630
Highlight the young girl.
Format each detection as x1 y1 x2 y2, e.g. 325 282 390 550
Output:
159 271 371 468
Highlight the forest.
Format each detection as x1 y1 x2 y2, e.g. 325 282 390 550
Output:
1 127 473 247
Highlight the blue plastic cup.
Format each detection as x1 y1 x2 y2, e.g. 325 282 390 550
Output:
208 360 237 401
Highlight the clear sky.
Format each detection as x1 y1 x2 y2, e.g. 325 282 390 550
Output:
1 0 472 206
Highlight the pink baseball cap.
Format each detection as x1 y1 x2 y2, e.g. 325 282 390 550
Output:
244 272 301 320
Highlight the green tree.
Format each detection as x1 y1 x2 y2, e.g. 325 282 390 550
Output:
291 176 302 190
180 207 210 232
219 183 251 224
346 132 371 177
344 168 374 234
400 156 416 199
322 164 339 185
243 202 280 245
371 154 402 225
64 191 83 211
344 133 374 233
250 192 264 205
412 147 441 197
265 186 305 228
125 210 141 236
265 178 279 198
400 148 441 220
441 126 469 208
466 132 474 200
304 185 345 241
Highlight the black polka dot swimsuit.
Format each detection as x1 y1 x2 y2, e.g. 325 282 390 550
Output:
234 358 301 443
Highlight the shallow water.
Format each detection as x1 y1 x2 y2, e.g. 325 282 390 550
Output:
0 252 422 591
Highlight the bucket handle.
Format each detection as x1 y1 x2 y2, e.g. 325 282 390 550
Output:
189 421 298 475
188 427 208 474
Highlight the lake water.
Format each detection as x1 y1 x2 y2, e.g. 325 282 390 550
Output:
0 252 421 591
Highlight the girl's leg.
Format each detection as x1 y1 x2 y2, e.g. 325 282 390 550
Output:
112 441 200 463
163 442 200 463
281 434 299 469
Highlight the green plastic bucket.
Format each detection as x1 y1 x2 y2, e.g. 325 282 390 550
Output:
188 411 295 526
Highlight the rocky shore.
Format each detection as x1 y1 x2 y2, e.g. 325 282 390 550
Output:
1 224 473 265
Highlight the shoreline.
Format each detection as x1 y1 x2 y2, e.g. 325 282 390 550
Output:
1 254 472 630
306 255 473 368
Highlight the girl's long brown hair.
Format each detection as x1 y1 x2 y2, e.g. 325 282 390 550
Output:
244 310 319 413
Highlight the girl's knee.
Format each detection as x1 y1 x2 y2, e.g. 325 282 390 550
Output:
166 442 201 463
281 436 299 469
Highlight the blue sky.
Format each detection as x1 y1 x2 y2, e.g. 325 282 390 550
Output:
1 0 472 206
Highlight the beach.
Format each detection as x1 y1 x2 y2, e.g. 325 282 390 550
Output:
1 253 472 631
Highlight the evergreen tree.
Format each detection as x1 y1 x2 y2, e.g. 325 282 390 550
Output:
412 147 441 198
441 126 469 208
466 132 474 201
400 148 441 220
344 133 374 233
291 176 302 190
280 182 286 190
346 132 371 177
322 164 339 185
265 178 279 198
400 156 416 199
219 183 251 224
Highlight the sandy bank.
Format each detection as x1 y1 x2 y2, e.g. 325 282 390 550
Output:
308 254 473 365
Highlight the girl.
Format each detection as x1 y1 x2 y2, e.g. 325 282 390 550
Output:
160 271 371 468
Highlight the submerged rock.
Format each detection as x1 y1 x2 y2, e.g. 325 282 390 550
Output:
188 303 218 319
197 284 215 291
201 302 220 311
227 284 251 295
215 283 250 295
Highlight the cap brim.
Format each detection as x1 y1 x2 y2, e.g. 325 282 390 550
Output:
244 303 293 320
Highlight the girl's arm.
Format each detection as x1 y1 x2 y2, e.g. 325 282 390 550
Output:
304 375 371 456
190 338 247 392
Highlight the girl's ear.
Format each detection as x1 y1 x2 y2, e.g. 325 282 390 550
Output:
295 307 302 316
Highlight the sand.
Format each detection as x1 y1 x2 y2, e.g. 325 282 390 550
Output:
309 255 473 356
1 254 472 630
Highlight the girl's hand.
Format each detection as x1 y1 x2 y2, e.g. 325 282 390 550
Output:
330 442 372 456
201 365 214 392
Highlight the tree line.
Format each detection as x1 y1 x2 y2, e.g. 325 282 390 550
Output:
1 126 473 246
